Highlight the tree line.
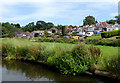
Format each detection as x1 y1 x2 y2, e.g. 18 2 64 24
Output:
1 15 120 37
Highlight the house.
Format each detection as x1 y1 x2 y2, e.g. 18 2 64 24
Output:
83 25 89 32
15 31 31 37
77 27 83 32
47 27 58 34
87 25 96 32
32 30 45 37
65 27 73 33
107 22 119 31
96 22 112 32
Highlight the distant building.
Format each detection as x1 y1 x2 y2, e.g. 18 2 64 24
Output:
15 31 31 37
47 27 58 34
31 30 45 37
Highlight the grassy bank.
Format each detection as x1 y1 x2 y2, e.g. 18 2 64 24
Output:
1 38 120 77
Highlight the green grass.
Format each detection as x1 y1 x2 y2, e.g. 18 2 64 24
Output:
1 38 118 57
30 42 118 57
87 34 101 39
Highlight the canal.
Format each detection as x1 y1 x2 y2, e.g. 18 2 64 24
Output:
1 60 113 82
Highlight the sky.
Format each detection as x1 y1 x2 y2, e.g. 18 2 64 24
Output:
0 0 119 26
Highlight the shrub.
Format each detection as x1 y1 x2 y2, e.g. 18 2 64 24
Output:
51 44 94 75
16 46 29 58
26 54 35 60
1 44 7 56
101 29 120 38
88 46 101 64
103 55 120 77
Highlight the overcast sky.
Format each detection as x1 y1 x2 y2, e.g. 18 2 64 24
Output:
0 0 119 26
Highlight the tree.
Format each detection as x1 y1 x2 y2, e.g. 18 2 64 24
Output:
15 24 21 28
83 16 96 25
56 25 62 30
36 21 46 30
62 26 65 36
106 15 120 24
1 22 23 38
106 19 116 24
23 22 35 32
46 22 54 29
115 15 120 24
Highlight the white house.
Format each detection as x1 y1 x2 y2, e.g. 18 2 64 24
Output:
87 25 96 32
107 23 119 31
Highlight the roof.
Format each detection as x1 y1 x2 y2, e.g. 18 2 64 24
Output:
48 27 58 31
96 22 112 28
33 30 44 33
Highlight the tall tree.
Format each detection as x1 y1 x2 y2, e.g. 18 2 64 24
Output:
83 16 96 26
62 26 65 36
46 22 54 29
36 21 46 30
15 24 21 28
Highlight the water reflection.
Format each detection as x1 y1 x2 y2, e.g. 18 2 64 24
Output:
1 60 107 82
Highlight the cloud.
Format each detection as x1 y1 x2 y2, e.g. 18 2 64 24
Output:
0 0 118 26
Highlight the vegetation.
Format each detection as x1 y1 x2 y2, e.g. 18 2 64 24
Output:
30 37 120 47
62 26 65 36
85 39 120 47
0 38 99 75
101 29 120 38
1 38 119 77
103 55 120 76
1 22 23 38
106 15 120 24
83 16 97 26
87 34 101 39
106 19 117 24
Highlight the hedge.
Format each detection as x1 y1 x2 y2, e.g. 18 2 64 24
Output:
101 29 120 38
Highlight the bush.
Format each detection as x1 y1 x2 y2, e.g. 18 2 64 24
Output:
48 44 95 75
85 39 120 46
103 55 120 77
71 44 94 73
101 29 120 38
16 46 29 57
88 46 101 64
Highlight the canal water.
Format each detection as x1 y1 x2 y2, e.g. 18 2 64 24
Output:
1 60 112 82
